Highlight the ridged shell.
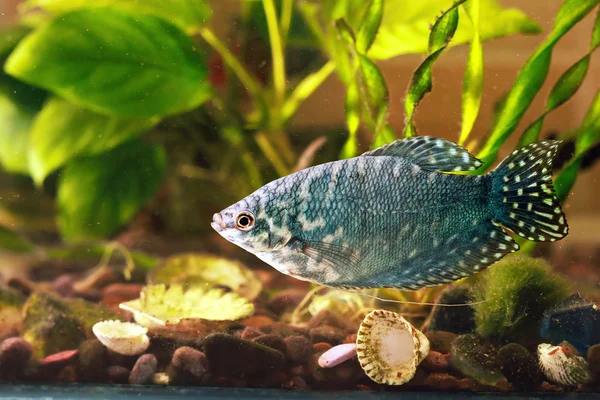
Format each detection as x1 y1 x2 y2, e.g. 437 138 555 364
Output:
92 320 150 356
538 343 592 386
356 309 429 385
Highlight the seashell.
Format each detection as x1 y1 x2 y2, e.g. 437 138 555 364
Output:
356 309 429 385
318 343 357 368
92 320 150 356
538 343 592 386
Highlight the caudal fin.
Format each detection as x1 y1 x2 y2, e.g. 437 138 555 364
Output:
490 140 568 242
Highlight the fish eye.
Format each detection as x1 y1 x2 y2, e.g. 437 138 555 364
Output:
235 211 255 231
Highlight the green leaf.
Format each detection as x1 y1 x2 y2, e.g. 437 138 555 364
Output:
57 139 166 241
403 1 463 138
555 91 600 201
0 225 35 253
366 0 541 60
356 0 383 54
19 0 212 34
458 0 484 145
477 0 599 168
282 61 336 122
357 54 389 115
341 79 361 159
5 8 211 118
518 8 600 147
0 93 34 174
28 97 157 185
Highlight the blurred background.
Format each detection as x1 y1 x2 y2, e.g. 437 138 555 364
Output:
0 0 598 254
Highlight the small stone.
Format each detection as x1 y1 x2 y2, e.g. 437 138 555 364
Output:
494 378 511 392
267 289 307 315
203 333 285 378
0 337 33 371
240 326 263 341
425 331 457 354
449 334 504 387
56 365 77 383
107 349 137 369
269 322 309 337
77 339 107 383
496 343 542 390
291 376 309 389
253 334 287 357
241 315 274 328
457 378 478 391
53 275 77 298
424 373 459 389
129 354 157 385
429 286 475 334
285 335 312 364
421 351 448 372
153 372 170 385
540 381 565 392
168 346 208 385
343 333 357 344
588 344 600 383
39 349 78 370
312 342 332 353
309 325 344 345
107 365 130 384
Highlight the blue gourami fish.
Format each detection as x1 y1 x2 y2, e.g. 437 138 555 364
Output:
211 136 568 291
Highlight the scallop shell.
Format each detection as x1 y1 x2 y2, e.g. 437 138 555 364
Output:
356 309 429 385
538 343 592 386
92 320 150 356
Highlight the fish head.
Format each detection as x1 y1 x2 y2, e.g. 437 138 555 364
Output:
211 193 292 255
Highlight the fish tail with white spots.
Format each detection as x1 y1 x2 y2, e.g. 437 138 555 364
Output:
490 140 568 242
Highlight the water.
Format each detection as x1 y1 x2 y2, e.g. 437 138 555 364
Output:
0 0 599 396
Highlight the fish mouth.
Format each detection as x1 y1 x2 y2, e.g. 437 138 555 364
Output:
211 212 225 232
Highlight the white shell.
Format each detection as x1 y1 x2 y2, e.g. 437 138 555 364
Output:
318 343 357 368
538 343 592 386
356 309 429 385
119 302 165 329
92 320 150 356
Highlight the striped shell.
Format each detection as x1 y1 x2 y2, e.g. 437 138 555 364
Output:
356 309 429 385
92 320 150 356
538 343 592 386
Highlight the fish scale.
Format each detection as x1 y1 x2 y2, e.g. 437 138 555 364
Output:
212 136 569 291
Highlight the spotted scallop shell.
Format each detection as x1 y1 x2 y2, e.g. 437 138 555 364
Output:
92 320 150 356
356 309 430 385
538 343 592 386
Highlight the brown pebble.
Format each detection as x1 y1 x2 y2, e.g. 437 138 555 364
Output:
0 337 33 369
39 349 78 369
495 378 511 392
457 378 478 391
107 365 130 384
290 365 305 377
267 289 307 315
241 326 263 341
169 346 208 384
312 342 332 353
309 325 345 345
421 351 448 372
56 365 77 383
242 315 274 328
343 333 357 344
424 373 459 389
425 331 457 354
285 336 312 364
540 381 565 392
253 334 288 356
102 283 143 300
291 376 309 389
129 354 157 385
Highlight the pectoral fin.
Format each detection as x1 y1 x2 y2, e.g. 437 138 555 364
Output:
289 237 360 270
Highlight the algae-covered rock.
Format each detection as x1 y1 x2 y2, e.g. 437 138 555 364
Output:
0 286 26 340
429 286 475 334
22 292 122 358
449 334 505 387
472 254 569 340
497 343 542 390
147 253 262 300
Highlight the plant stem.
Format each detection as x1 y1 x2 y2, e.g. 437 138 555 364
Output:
263 0 286 106
255 130 289 177
199 27 265 107
280 0 294 47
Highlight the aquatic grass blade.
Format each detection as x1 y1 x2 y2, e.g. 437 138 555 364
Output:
554 90 600 202
518 8 600 147
282 61 335 123
356 0 383 54
476 0 600 168
458 0 484 146
341 80 361 159
403 0 465 138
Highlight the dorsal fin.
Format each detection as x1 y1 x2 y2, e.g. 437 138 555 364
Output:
361 136 483 173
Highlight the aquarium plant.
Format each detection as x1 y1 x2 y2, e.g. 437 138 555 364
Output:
0 0 597 247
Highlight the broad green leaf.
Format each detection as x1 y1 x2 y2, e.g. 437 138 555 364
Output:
57 139 166 240
0 225 35 253
5 8 211 118
403 1 463 138
341 80 361 159
19 0 212 34
357 54 389 116
477 0 599 168
519 8 600 147
119 284 255 326
458 0 484 145
28 97 158 185
367 0 540 59
356 0 383 54
555 91 600 201
0 93 35 174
